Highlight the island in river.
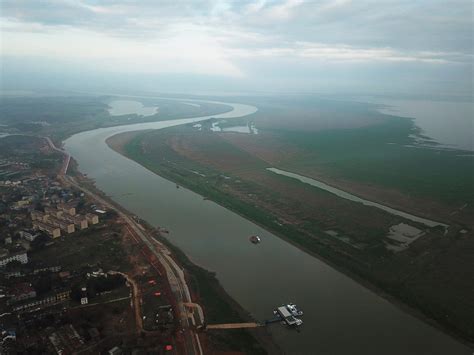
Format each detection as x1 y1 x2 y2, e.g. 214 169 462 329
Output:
106 94 474 352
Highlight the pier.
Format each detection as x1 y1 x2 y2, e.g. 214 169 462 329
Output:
205 322 262 329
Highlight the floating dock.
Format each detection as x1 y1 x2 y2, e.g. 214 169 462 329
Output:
275 306 303 326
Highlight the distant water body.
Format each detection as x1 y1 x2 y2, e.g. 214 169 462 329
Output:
362 97 473 152
108 100 158 117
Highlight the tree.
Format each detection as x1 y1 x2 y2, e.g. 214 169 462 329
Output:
33 273 52 295
5 260 22 271
31 233 49 250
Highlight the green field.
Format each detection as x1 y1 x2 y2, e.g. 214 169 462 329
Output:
278 116 474 205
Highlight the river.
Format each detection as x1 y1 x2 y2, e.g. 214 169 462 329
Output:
64 97 471 355
267 168 448 229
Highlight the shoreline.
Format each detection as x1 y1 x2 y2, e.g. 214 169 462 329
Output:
106 130 474 350
150 225 282 354
66 157 280 354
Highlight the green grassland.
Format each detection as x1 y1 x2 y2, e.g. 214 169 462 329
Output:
124 125 412 247
116 112 474 344
0 96 107 125
236 94 388 132
219 94 474 207
278 116 474 206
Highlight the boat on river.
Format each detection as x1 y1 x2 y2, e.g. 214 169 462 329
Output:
249 235 261 244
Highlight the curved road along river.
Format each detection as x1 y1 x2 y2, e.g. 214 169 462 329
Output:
65 97 472 355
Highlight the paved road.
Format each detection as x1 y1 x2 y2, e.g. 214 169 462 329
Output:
43 137 71 175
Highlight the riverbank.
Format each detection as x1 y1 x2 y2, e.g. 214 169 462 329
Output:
67 156 278 354
107 128 474 349
151 229 281 354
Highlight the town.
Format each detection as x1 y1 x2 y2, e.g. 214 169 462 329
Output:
0 136 181 353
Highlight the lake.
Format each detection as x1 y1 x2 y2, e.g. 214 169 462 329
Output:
364 97 474 152
108 100 158 117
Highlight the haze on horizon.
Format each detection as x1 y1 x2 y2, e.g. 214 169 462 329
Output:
1 0 473 98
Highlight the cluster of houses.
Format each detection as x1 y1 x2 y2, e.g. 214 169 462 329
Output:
0 247 28 268
0 268 112 354
0 201 100 271
0 159 30 183
0 139 134 354
31 203 99 239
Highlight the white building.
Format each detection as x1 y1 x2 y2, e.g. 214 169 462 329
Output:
80 287 88 305
20 231 39 242
0 249 28 267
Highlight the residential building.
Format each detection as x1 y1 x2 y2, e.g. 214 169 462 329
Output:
48 216 75 234
58 202 76 216
44 206 63 218
7 283 36 304
60 214 88 230
33 221 61 238
31 210 48 222
0 249 28 268
19 231 39 242
85 213 99 225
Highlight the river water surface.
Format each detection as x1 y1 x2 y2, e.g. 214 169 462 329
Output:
64 98 471 355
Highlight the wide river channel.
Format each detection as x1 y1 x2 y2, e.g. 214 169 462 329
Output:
65 98 472 355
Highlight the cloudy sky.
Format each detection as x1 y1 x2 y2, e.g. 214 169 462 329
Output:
1 0 472 96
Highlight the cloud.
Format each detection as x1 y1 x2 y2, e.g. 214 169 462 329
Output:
0 0 472 95
293 43 466 64
0 18 243 77
265 0 304 20
228 41 470 65
2 1 471 53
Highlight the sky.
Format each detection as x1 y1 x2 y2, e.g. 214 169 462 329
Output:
0 0 472 97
